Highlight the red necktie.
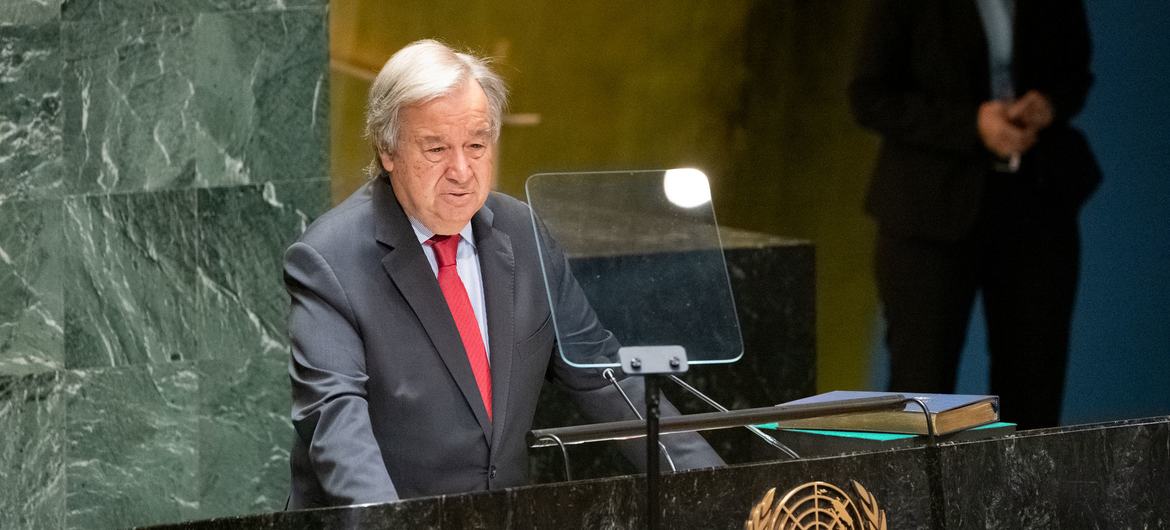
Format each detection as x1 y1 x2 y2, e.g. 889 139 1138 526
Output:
427 235 492 420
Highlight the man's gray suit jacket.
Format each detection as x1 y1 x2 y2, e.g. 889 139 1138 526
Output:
284 178 723 508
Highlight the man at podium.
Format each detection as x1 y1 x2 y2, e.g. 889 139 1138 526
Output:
282 39 722 508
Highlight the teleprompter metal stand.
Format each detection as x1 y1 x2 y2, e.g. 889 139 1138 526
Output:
617 345 689 530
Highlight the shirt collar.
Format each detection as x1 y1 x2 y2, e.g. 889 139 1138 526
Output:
408 216 476 250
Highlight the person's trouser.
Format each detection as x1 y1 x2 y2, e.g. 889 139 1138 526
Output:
876 172 1080 430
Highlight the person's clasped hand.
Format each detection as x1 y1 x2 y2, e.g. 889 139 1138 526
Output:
978 100 1035 159
977 90 1054 159
1008 90 1055 133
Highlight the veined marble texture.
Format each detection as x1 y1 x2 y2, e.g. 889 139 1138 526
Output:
0 0 62 26
1 1 329 527
196 179 328 360
52 179 326 527
65 363 200 529
51 181 324 524
197 355 293 519
62 7 327 194
62 358 297 528
61 0 326 21
0 372 66 530
63 189 199 368
62 181 324 369
0 199 64 375
0 23 65 201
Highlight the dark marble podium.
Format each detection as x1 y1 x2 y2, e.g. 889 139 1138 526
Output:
157 416 1170 529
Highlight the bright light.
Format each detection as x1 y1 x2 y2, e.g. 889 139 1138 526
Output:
662 168 711 208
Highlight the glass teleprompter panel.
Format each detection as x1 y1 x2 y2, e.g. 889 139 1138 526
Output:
526 169 743 369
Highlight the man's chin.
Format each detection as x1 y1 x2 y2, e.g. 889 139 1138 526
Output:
426 209 481 235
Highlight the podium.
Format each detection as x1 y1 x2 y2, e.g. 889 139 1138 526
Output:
157 416 1170 529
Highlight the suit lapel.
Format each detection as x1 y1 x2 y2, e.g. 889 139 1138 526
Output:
372 179 493 443
473 202 515 451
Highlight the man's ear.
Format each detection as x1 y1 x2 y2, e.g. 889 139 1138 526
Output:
378 151 395 173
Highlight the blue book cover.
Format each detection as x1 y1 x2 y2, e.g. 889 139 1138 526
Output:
783 390 998 414
775 391 999 435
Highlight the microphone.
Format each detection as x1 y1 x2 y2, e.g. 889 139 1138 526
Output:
601 369 677 472
666 375 800 460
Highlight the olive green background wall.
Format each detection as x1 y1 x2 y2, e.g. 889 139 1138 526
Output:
330 0 880 394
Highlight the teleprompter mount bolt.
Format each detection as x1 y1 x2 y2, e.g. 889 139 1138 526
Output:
617 346 688 376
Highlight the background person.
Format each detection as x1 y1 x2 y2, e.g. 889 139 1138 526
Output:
849 0 1101 429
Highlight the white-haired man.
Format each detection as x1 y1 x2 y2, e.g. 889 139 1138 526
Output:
283 39 722 508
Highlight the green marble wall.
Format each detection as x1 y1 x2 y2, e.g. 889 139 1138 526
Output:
0 1 328 528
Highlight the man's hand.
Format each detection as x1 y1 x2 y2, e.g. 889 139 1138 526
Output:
1008 90 1055 133
978 100 1036 159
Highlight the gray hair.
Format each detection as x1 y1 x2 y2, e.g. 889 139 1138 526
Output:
364 39 509 177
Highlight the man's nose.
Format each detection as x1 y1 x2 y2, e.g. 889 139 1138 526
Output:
446 149 474 182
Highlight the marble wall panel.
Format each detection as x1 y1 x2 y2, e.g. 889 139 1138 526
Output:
0 23 64 201
62 7 326 194
65 363 200 529
0 199 64 375
0 1 329 527
0 372 66 530
186 9 327 187
61 16 201 193
196 179 327 360
196 355 292 519
61 0 325 21
63 189 198 368
0 0 63 25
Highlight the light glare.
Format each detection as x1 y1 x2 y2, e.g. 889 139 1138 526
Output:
663 168 711 208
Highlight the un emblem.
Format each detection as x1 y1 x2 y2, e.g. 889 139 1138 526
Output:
745 480 887 530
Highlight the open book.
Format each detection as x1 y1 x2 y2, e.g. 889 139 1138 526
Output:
776 391 999 436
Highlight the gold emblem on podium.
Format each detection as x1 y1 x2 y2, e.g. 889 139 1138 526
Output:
745 480 887 530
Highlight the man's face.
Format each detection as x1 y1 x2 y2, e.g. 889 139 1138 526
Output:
381 81 495 235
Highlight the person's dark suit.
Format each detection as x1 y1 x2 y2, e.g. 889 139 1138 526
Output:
283 177 722 508
849 0 1100 428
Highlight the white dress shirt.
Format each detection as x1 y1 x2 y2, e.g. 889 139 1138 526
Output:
408 217 490 360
